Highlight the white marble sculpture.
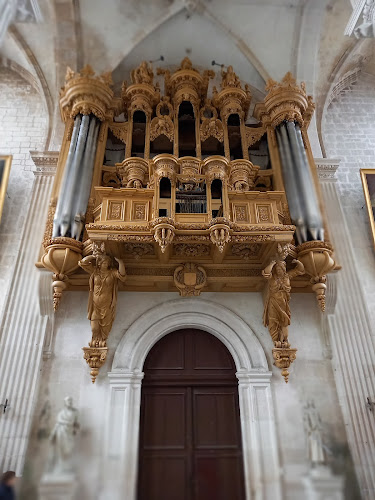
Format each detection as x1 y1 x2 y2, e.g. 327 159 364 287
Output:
48 397 79 475
303 400 325 466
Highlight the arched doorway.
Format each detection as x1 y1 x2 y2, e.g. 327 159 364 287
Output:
137 328 246 500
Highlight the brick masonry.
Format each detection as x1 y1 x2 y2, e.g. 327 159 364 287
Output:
0 68 48 315
323 71 375 326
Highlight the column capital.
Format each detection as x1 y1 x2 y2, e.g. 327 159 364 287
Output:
314 158 340 182
31 151 59 176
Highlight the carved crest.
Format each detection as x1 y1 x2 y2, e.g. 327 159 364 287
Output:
174 262 207 296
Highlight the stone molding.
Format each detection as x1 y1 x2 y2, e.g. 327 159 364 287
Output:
31 151 59 176
315 158 340 181
103 299 281 500
319 158 375 500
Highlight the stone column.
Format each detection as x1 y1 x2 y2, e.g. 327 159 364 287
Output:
316 158 375 500
0 151 57 474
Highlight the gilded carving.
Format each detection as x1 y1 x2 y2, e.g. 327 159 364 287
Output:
102 170 121 188
229 160 259 191
174 243 210 257
245 126 266 147
262 250 304 382
79 250 126 382
117 158 148 188
296 241 336 312
151 219 175 252
109 122 128 143
123 243 154 259
60 65 116 122
234 205 248 222
133 203 147 220
231 243 261 259
108 202 123 220
41 238 83 311
43 199 57 249
257 205 272 223
209 222 231 252
150 97 174 141
174 262 207 296
131 61 154 85
82 347 108 384
261 72 313 128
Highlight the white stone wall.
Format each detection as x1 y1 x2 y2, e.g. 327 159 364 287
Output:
323 71 375 325
0 67 48 314
20 291 357 500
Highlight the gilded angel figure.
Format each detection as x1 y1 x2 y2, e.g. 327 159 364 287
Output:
262 258 304 346
79 254 126 346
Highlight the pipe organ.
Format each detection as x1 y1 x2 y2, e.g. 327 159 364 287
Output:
38 59 337 383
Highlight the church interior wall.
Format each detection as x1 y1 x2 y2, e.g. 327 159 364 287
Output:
20 291 357 500
0 68 48 315
323 71 375 326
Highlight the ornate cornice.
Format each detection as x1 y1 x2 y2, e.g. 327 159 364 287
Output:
315 158 340 181
31 151 59 175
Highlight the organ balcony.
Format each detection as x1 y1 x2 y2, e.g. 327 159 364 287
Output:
38 58 338 382
39 59 335 304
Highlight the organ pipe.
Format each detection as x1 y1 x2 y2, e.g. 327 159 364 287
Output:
277 121 324 244
53 114 99 239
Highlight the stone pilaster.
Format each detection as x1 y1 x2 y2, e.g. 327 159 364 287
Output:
316 158 375 500
0 151 58 474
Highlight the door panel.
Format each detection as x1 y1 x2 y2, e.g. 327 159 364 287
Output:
138 329 245 500
193 389 240 448
194 455 245 500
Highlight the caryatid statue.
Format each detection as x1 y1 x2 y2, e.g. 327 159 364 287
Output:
79 253 126 347
48 397 79 475
262 258 304 347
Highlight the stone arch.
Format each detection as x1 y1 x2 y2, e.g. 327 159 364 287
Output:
112 298 269 374
102 298 281 500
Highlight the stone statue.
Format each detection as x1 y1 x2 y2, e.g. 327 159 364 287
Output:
48 397 79 474
79 254 126 346
303 400 325 466
262 258 304 346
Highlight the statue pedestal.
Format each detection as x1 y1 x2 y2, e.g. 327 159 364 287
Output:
302 466 344 500
39 473 77 500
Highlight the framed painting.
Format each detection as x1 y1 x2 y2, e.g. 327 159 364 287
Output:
0 155 12 223
360 168 375 248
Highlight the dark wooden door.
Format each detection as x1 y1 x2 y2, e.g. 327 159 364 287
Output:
137 329 246 500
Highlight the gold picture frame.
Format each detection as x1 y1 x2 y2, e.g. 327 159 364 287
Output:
0 155 12 223
360 168 375 248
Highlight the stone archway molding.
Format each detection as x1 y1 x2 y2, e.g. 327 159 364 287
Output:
102 298 282 500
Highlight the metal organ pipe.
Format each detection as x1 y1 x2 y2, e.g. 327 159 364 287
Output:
294 123 324 241
53 114 100 240
276 121 324 244
276 126 307 243
71 118 99 239
52 114 81 237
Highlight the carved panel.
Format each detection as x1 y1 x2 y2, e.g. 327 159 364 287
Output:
256 204 272 223
107 201 124 220
233 205 249 223
132 202 148 221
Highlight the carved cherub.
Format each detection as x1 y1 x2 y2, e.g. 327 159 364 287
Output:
262 258 304 347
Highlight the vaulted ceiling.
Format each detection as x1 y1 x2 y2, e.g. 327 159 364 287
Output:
0 0 366 155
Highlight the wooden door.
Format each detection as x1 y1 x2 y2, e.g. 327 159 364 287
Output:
137 328 246 500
